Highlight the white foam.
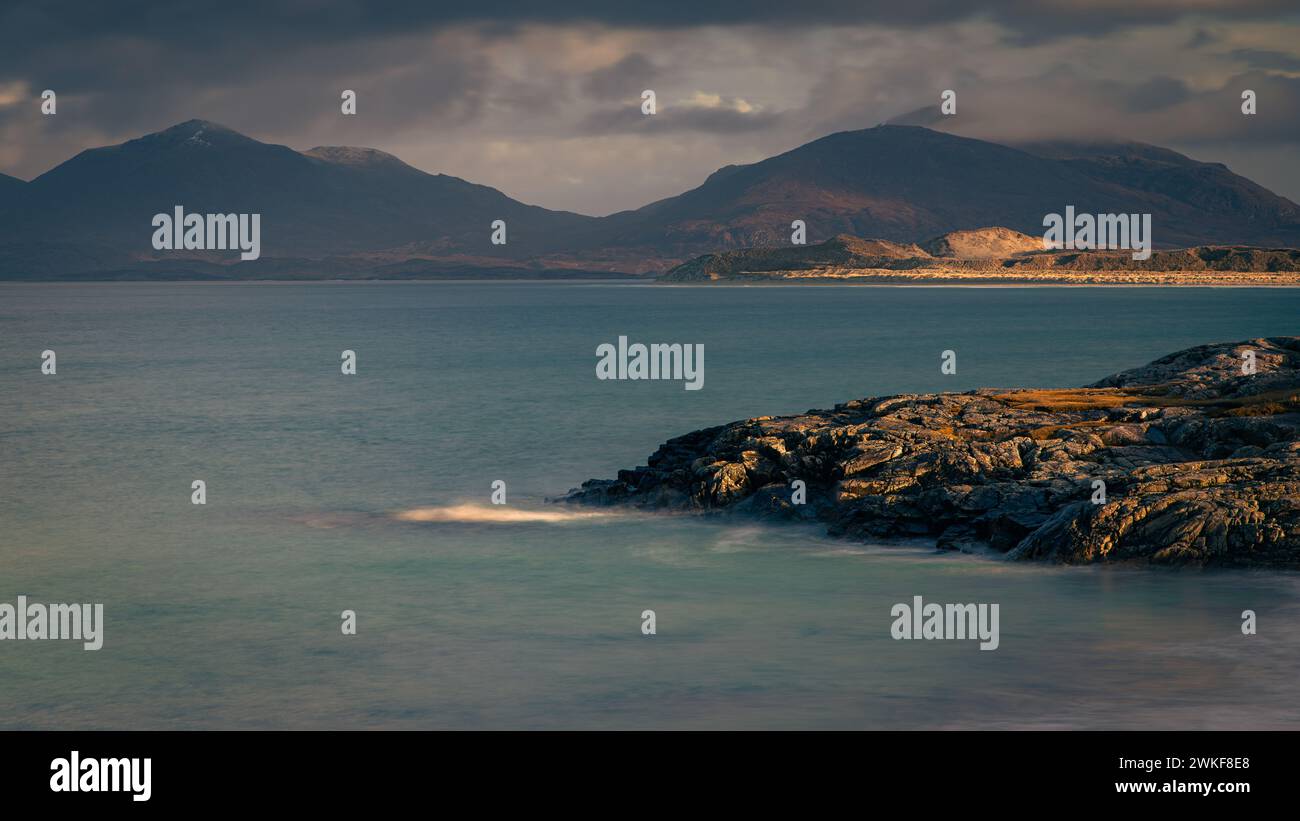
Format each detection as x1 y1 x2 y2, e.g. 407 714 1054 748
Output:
392 503 613 524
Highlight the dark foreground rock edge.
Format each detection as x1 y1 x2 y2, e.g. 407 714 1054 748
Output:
557 337 1300 567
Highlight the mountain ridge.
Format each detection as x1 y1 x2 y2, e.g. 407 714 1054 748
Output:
2 120 1298 279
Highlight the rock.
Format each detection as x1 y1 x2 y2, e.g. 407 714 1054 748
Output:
558 337 1300 567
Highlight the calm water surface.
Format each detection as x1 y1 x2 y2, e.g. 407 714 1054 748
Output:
1 282 1298 729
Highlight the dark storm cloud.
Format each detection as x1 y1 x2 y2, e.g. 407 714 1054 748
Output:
1229 48 1300 72
1121 77 1192 113
583 54 660 100
902 69 1300 146
1186 72 1300 141
0 0 1299 211
3 0 1298 61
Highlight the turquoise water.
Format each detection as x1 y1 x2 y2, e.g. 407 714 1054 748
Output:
2 281 1299 729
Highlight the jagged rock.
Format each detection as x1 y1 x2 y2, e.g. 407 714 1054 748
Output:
559 337 1300 567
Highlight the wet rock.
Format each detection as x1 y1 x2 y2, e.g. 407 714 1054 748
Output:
560 337 1300 567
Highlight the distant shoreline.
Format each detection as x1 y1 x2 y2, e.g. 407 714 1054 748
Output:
0 277 645 285
4 276 1300 287
653 273 1300 287
7 277 1300 287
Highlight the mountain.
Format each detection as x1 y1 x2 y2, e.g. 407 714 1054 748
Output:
601 126 1300 255
0 171 23 205
1015 138 1300 234
0 120 599 275
1 120 1298 279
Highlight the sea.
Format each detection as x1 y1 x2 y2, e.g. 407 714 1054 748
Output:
2 281 1299 729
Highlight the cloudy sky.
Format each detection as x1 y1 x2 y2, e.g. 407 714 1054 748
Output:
1 1 1298 215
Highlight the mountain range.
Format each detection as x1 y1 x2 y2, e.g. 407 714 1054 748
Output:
1 119 1298 279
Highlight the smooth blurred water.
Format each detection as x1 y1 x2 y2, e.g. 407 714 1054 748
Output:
2 281 1299 729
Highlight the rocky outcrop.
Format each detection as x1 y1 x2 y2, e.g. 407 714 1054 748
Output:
560 337 1300 567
